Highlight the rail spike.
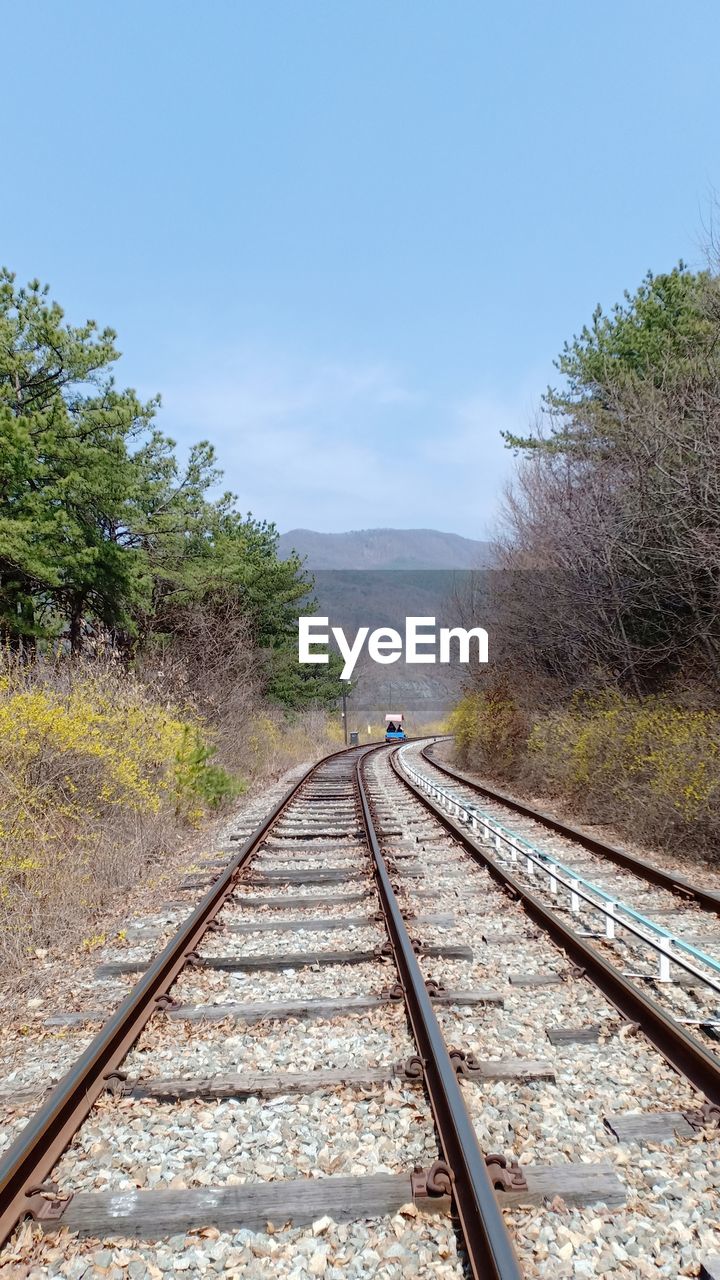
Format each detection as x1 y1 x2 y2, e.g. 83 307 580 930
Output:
25 1186 73 1223
447 1048 483 1077
396 1054 425 1081
411 1159 454 1199
154 993 178 1010
484 1154 528 1194
103 1070 128 1097
425 979 447 996
683 1101 720 1131
381 982 405 1001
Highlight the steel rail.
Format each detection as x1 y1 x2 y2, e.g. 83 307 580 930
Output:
356 748 523 1280
0 742 366 1249
390 749 720 1107
422 744 720 915
402 755 720 995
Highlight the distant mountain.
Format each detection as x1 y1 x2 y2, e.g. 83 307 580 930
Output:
278 528 492 724
278 527 493 570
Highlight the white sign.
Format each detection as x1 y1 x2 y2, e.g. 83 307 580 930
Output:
298 616 489 681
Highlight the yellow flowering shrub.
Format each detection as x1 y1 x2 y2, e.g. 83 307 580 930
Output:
527 694 719 830
450 686 720 855
0 656 238 964
448 688 527 778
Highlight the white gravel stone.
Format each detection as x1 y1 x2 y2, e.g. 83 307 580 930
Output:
199 925 385 959
126 1007 415 1077
52 1087 438 1191
3 1212 465 1278
173 960 390 1005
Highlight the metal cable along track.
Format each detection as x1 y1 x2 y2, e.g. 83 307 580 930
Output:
392 746 720 1109
422 743 720 916
0 741 523 1280
408 755 720 1001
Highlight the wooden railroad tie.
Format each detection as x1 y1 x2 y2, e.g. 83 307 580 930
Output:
605 1104 720 1145
546 1026 601 1045
110 1057 556 1102
35 1163 625 1239
95 942 474 977
221 912 458 935
179 868 371 890
42 987 505 1030
230 892 367 909
508 973 566 987
164 989 504 1023
0 1058 555 1110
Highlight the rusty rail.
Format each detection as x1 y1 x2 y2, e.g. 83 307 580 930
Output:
356 748 523 1280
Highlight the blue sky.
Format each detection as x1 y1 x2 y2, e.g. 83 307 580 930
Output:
3 1 718 538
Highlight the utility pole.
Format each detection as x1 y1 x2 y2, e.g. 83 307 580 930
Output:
341 688 348 745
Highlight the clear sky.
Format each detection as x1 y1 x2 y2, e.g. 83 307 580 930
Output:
2 1 718 538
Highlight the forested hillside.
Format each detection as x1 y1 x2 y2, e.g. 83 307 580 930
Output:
452 263 720 857
278 527 492 569
0 270 342 963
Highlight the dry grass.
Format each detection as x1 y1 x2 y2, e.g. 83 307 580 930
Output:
238 705 343 780
136 607 342 785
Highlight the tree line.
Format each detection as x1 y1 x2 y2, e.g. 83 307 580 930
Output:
489 262 720 704
0 269 339 708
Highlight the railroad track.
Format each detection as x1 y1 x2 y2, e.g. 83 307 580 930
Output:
1 741 719 1277
406 741 720 1063
421 741 720 914
0 744 518 1278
